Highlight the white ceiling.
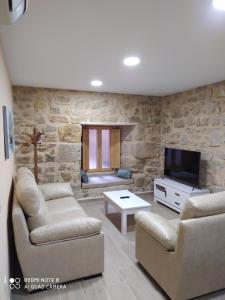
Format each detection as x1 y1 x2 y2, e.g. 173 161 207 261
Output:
0 0 225 96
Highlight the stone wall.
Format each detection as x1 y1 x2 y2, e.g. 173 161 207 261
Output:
161 81 225 192
14 81 225 195
13 86 162 198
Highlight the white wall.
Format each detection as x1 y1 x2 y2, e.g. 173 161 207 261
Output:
0 40 14 300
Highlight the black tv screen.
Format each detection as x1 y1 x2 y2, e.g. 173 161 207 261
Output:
164 148 201 187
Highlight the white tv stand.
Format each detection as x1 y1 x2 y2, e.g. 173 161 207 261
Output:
154 178 210 213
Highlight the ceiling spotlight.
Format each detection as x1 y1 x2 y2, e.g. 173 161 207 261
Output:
213 0 225 10
91 80 103 87
123 56 140 66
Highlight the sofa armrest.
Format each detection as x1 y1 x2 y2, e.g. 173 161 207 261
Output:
38 183 73 201
135 211 177 251
30 217 102 244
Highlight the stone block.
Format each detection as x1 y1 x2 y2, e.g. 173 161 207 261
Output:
209 133 222 147
50 105 70 115
57 143 81 162
212 84 225 98
41 175 55 183
166 132 180 144
121 155 144 171
207 100 220 114
162 126 171 134
133 174 145 187
71 116 88 124
210 117 221 126
132 126 145 141
34 114 46 124
45 154 55 162
73 99 90 109
196 118 208 126
187 96 198 103
191 104 201 115
34 99 47 112
49 115 69 123
187 117 196 126
18 144 33 154
58 124 81 143
43 125 57 132
174 120 185 128
171 107 183 118
134 142 157 159
54 95 70 105
16 156 32 164
43 133 58 143
61 172 72 181
50 106 60 114
127 115 143 123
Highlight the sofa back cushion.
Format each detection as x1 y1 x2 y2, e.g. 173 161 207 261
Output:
16 175 41 217
17 167 34 180
27 196 51 231
16 171 51 231
39 183 74 201
181 191 225 220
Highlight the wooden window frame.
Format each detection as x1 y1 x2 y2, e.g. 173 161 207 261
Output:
82 126 120 172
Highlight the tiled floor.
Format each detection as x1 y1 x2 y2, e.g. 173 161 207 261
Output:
11 193 225 300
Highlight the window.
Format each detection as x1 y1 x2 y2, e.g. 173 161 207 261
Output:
82 126 120 172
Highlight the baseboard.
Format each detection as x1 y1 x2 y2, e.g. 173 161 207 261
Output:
77 190 153 202
136 190 153 195
77 196 104 202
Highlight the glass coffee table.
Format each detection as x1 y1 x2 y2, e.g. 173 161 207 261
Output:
103 190 151 234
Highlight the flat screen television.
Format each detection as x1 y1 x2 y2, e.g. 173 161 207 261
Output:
164 148 201 187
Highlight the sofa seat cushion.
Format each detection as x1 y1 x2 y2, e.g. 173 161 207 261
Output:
39 183 73 201
50 208 87 224
46 196 88 224
30 217 102 244
46 197 81 213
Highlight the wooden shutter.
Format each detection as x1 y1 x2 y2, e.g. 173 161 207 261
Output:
82 128 89 171
110 128 120 169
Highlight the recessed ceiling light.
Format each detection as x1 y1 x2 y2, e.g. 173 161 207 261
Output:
213 0 225 10
91 80 103 87
123 56 140 66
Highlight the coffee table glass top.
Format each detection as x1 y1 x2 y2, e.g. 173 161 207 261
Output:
103 190 151 210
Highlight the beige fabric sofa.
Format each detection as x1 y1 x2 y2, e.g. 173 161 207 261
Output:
12 167 104 291
135 192 225 300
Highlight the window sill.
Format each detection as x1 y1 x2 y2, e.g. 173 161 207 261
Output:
82 174 133 189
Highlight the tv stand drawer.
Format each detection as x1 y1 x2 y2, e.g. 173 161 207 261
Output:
168 195 185 209
168 187 189 203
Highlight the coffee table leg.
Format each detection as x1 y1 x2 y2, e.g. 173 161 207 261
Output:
121 212 127 234
104 199 108 215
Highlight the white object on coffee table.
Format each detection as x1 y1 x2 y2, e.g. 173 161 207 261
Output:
103 190 151 234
